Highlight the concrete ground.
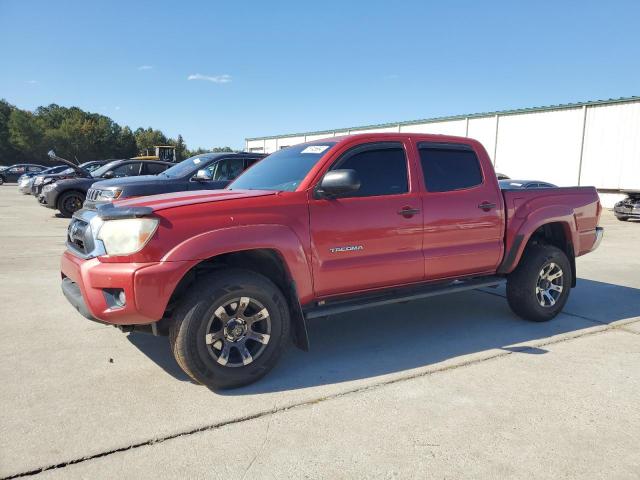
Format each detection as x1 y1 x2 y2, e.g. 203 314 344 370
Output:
0 185 638 479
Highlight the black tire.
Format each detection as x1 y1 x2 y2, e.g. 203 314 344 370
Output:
169 269 290 390
57 191 85 218
616 216 629 222
0 176 4 185
506 245 572 322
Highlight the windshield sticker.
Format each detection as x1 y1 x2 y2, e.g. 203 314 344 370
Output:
301 145 330 154
193 158 201 164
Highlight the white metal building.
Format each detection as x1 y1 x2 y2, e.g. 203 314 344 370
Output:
245 96 640 207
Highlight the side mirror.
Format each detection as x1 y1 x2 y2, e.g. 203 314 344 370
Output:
102 171 115 179
194 169 213 181
316 169 361 198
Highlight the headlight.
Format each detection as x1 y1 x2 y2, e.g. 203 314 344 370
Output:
34 177 43 185
42 183 57 194
95 189 122 201
97 218 159 256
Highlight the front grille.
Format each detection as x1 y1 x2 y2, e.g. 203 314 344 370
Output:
86 189 100 202
67 218 94 255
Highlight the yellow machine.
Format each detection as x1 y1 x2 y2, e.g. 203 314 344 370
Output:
132 145 176 162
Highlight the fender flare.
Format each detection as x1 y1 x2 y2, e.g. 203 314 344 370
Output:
162 224 314 350
498 205 577 276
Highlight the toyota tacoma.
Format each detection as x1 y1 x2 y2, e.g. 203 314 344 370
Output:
60 133 603 389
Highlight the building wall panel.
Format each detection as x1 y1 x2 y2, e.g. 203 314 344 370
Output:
246 139 264 152
349 126 399 134
264 139 278 154
399 119 467 136
275 135 305 149
305 132 336 142
580 102 640 190
467 116 497 162
494 108 584 186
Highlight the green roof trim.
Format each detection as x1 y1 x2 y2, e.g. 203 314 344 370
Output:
245 96 640 142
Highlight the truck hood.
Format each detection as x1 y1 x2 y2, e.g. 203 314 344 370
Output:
113 189 277 212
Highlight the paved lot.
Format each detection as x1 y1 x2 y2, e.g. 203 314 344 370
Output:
0 185 638 479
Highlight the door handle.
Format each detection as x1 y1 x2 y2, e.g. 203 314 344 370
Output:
397 207 421 218
478 202 496 211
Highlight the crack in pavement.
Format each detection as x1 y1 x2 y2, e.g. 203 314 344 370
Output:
2 317 629 480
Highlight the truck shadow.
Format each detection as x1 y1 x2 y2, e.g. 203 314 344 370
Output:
127 278 640 392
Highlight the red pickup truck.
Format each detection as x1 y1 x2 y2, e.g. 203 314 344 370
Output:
61 133 603 389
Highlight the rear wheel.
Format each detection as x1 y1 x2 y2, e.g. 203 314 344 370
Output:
616 216 629 222
57 191 85 218
0 176 4 185
506 245 572 322
169 269 290 390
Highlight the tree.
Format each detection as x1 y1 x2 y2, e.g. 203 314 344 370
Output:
8 109 45 161
134 127 168 156
0 101 194 166
174 134 187 161
0 100 19 163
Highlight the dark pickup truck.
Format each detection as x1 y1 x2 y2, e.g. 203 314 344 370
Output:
84 152 265 208
61 133 603 389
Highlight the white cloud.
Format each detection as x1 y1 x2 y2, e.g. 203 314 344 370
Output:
187 73 232 84
26 80 39 84
138 65 153 70
115 106 121 111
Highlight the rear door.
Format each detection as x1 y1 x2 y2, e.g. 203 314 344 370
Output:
309 140 424 297
417 142 504 280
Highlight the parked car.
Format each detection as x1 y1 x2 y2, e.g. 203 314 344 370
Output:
84 152 265 208
41 159 173 217
0 164 47 184
17 165 68 194
31 160 109 197
613 191 640 221
499 179 557 189
61 133 603 389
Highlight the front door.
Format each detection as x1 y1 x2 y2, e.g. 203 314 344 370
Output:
309 141 424 297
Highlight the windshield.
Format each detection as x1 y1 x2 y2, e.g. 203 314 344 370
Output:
161 154 214 178
90 161 121 178
229 142 337 191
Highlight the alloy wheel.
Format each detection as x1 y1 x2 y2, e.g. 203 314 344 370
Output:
205 297 271 367
535 262 564 307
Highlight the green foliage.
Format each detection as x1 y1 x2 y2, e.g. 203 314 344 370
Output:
134 127 168 157
0 99 229 166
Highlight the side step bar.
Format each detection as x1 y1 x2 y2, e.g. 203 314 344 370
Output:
304 276 506 320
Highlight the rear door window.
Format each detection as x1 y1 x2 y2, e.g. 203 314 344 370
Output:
331 143 408 197
110 162 142 178
144 162 170 175
207 158 246 181
418 144 483 192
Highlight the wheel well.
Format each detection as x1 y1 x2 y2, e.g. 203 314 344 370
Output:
525 222 576 287
161 249 309 350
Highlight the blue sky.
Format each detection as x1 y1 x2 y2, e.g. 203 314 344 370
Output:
1 0 639 150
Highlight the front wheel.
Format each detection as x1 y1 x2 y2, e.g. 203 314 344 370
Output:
616 216 629 222
0 176 4 185
169 269 290 390
57 191 85 217
506 245 572 322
